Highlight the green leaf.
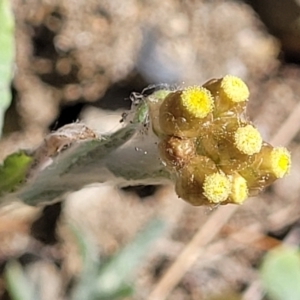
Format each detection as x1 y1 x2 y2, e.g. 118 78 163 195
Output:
0 0 15 135
99 284 133 300
0 151 33 195
132 100 149 124
70 225 102 300
5 260 37 300
260 246 300 300
71 218 165 300
0 91 170 205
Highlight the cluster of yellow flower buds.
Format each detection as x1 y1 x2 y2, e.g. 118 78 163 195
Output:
148 75 291 206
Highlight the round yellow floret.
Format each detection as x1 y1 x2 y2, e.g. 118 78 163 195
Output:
234 125 262 155
270 147 291 178
203 173 231 203
230 175 248 204
220 75 249 103
181 86 214 118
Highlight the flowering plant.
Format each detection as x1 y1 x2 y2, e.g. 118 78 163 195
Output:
147 75 291 206
0 76 290 206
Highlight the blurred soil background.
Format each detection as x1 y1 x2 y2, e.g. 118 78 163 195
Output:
1 0 300 299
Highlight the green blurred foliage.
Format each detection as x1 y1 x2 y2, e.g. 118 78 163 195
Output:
260 246 300 300
72 218 165 300
0 151 33 195
5 260 37 300
0 0 14 136
5 218 165 300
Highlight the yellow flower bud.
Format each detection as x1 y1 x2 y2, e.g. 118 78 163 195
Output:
238 144 291 195
238 166 265 196
203 173 231 204
198 118 254 171
175 155 218 206
234 124 262 155
181 86 214 119
269 147 291 178
203 75 249 116
159 87 214 138
220 75 249 103
255 145 291 179
228 173 249 204
158 136 196 170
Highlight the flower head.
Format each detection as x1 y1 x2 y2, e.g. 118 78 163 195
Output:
181 86 214 119
175 155 218 206
270 147 291 178
220 75 249 103
234 125 262 155
158 90 212 138
149 75 291 207
203 173 231 203
229 174 248 204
